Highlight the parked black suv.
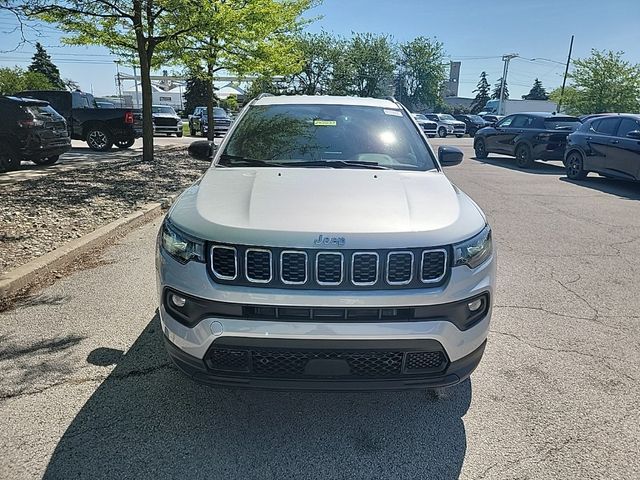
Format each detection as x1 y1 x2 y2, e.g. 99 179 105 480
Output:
16 90 142 151
454 114 489 137
474 112 582 168
188 106 232 136
0 96 71 173
565 114 640 181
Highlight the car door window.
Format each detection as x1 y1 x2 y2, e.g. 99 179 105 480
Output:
616 118 640 137
592 118 620 136
496 116 514 127
511 115 532 128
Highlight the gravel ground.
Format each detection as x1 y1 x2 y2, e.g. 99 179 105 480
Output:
0 151 208 274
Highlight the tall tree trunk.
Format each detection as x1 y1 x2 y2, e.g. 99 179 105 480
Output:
139 53 154 162
206 60 215 142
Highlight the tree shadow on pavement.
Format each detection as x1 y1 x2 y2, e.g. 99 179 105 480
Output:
471 155 566 175
561 176 640 201
44 314 472 480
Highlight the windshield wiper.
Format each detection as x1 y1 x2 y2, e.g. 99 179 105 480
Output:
285 160 390 170
218 154 284 167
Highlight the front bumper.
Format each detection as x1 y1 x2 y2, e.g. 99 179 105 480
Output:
154 124 182 134
165 333 486 391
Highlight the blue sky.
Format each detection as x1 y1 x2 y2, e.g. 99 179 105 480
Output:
1 0 639 98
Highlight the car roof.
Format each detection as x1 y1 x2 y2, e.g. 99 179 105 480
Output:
0 95 50 106
253 95 400 109
508 112 578 119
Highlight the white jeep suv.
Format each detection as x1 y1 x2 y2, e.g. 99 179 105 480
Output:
157 95 495 391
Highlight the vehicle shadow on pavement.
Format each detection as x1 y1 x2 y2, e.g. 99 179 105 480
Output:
561 177 640 200
44 314 471 480
471 156 566 175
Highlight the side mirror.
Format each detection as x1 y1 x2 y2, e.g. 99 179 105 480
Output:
438 146 463 167
188 140 216 161
626 130 640 139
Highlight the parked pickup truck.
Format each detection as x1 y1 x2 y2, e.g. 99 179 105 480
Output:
16 90 142 151
188 106 232 137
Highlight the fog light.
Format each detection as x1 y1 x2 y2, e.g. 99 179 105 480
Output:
171 293 187 308
468 298 483 312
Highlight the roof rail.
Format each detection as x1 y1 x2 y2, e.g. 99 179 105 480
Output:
256 93 274 100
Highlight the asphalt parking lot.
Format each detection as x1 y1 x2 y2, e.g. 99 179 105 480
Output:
1 138 639 479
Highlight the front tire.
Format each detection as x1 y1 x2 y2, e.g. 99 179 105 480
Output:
0 146 20 173
474 138 488 159
515 143 534 168
438 127 447 138
177 131 183 138
189 125 196 136
32 155 59 166
86 127 113 151
566 150 587 180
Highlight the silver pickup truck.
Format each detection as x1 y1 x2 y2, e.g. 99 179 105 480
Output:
157 95 495 392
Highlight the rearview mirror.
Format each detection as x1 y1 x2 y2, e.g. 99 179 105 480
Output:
626 130 640 139
188 140 216 161
438 146 463 167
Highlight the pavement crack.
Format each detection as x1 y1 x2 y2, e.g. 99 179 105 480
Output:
0 362 174 402
490 330 625 363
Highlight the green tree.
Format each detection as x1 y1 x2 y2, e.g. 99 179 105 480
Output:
0 66 54 94
184 74 210 116
522 78 549 100
246 75 281 100
28 42 64 89
491 77 509 100
549 86 581 115
171 0 312 140
221 94 238 112
29 0 203 161
331 33 395 97
395 36 447 111
470 71 491 113
286 31 345 95
560 50 640 114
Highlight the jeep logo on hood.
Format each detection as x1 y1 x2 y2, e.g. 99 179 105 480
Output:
313 234 346 247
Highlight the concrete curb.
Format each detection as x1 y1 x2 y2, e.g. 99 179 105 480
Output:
0 196 175 300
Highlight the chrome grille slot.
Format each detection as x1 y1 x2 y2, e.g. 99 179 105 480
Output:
211 246 237 280
421 249 447 283
316 252 343 285
245 249 272 283
281 251 307 284
386 252 414 285
351 252 378 285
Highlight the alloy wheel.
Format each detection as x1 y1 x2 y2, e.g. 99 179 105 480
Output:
88 130 108 150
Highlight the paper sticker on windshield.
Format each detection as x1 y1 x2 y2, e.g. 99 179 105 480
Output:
314 119 337 126
384 109 402 116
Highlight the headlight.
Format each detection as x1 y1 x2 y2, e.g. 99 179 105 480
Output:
160 221 205 263
453 225 492 269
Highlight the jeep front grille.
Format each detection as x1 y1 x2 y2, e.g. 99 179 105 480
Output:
205 346 448 379
208 245 449 290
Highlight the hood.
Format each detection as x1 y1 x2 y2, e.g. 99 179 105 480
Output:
443 120 465 126
153 113 179 119
169 168 486 249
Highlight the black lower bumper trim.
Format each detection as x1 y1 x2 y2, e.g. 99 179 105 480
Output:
164 336 486 391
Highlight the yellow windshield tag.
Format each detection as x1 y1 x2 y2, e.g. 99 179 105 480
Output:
314 119 337 126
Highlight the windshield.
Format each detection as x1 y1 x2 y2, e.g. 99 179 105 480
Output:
413 114 427 121
544 118 582 130
153 106 176 114
439 114 456 121
220 104 437 171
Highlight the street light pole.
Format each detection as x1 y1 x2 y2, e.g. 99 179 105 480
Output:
558 35 574 113
115 60 123 105
133 64 140 108
498 53 518 115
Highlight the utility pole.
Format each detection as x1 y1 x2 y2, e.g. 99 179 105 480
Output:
558 35 574 113
498 53 518 115
133 64 140 108
115 60 123 105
